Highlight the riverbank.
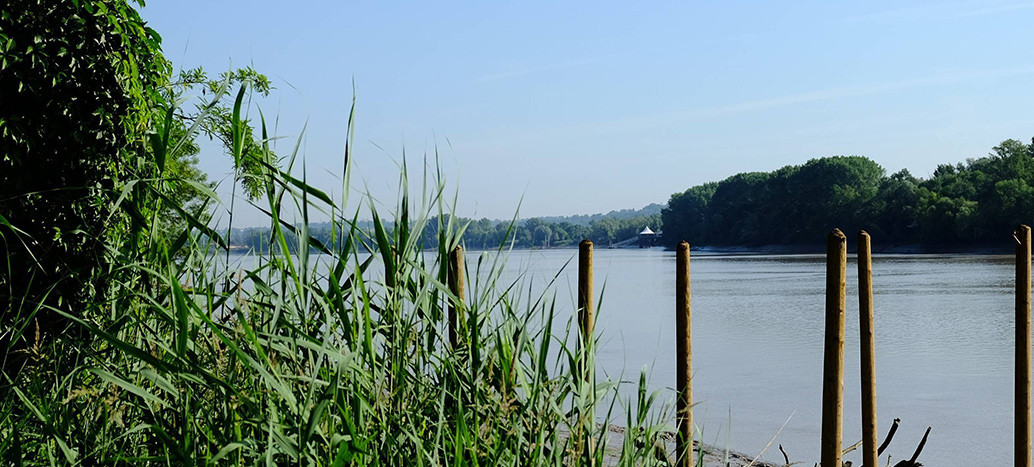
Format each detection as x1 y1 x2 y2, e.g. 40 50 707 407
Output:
594 425 782 466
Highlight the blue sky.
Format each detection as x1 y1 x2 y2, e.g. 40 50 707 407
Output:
141 1 1034 226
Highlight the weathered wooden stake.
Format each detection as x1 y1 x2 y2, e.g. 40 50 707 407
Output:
676 241 694 467
821 228 847 467
448 245 465 348
858 231 878 467
578 239 594 380
1018 224 1032 467
577 239 596 465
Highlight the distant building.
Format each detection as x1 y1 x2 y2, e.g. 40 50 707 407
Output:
638 226 661 248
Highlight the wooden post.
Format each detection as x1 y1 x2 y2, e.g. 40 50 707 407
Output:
821 228 847 467
676 241 694 467
448 245 465 348
858 231 878 467
578 239 595 465
578 239 594 377
1018 225 1031 467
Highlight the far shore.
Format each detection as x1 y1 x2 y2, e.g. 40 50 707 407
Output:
468 243 1014 255
228 242 1016 256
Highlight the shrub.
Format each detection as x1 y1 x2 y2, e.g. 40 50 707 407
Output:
0 0 169 339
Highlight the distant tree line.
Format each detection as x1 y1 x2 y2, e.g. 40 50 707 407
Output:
661 138 1034 248
423 213 662 250
228 212 663 253
533 203 664 225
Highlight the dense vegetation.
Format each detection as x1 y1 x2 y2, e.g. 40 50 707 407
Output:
1 1 675 464
0 0 275 338
452 209 662 250
0 0 169 332
228 209 663 253
662 140 1034 248
532 203 664 226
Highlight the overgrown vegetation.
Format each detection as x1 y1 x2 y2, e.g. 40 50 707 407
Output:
0 0 277 345
662 143 1034 247
2 112 674 463
1 86 676 465
0 1 678 464
0 0 170 334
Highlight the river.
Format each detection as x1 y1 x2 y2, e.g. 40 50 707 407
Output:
488 247 1017 466
229 247 1016 464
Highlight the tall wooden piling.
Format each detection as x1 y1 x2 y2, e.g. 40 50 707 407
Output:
578 239 594 379
676 241 694 467
577 239 596 465
821 228 847 467
1017 225 1031 467
448 245 465 348
858 231 878 467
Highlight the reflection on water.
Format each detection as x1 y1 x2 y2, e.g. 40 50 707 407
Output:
488 248 1016 466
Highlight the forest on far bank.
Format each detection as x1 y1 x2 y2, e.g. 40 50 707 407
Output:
228 206 663 252
661 138 1034 248
230 138 1034 253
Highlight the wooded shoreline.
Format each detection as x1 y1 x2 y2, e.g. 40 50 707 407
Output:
441 243 1020 254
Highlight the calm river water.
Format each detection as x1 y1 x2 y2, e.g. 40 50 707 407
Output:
488 248 1017 466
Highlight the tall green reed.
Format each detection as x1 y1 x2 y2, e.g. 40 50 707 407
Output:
0 82 681 466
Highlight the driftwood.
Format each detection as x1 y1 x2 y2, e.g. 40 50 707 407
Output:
786 418 929 467
877 418 900 456
872 419 928 467
890 426 930 467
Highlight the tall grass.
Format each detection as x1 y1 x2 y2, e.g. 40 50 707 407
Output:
0 84 679 465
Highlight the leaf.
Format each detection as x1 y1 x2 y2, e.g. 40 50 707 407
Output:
9 386 76 463
371 209 396 288
88 368 168 408
138 369 178 399
50 309 176 373
170 273 190 358
152 190 228 250
231 85 246 166
212 442 248 462
266 162 334 205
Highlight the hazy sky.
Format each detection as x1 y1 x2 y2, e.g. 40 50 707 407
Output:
141 1 1034 226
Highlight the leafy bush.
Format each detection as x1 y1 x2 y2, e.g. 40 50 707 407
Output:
0 0 169 338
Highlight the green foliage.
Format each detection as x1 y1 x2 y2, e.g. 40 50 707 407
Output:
662 141 1034 247
171 66 277 200
140 66 279 236
0 0 280 321
228 211 663 253
0 2 678 463
662 156 886 246
0 99 676 464
662 183 717 249
148 118 211 234
0 0 169 333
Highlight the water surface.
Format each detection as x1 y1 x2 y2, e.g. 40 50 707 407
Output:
491 248 1016 466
